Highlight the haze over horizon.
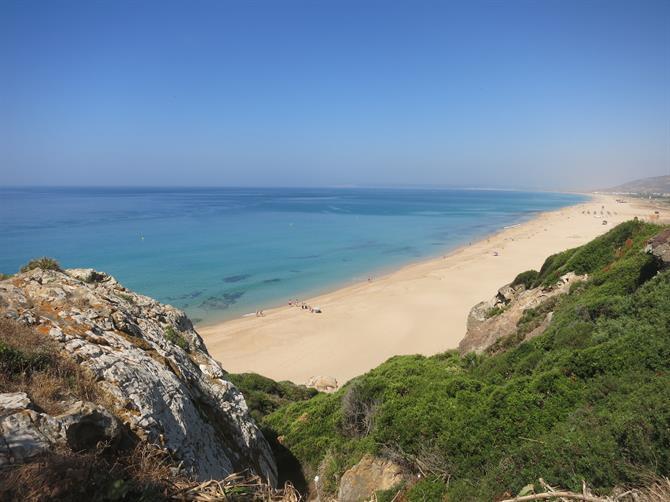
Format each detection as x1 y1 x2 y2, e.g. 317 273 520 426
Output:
2 0 669 191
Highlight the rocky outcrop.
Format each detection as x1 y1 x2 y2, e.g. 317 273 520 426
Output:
0 268 277 484
646 228 670 267
1 394 122 464
459 272 585 354
337 454 405 501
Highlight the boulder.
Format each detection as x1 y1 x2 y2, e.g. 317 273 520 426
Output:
496 284 521 304
0 409 54 465
0 392 32 415
337 454 405 501
0 395 123 465
306 375 338 393
58 401 122 451
646 228 670 267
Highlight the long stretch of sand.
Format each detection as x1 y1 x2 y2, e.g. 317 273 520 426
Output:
199 194 668 385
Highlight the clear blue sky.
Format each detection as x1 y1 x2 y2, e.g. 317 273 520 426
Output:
1 0 669 189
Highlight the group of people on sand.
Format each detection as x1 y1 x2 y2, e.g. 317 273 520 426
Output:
288 299 321 313
255 310 264 317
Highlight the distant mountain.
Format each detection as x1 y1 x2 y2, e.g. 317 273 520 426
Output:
603 175 670 194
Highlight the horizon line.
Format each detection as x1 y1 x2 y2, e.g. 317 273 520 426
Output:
0 184 593 194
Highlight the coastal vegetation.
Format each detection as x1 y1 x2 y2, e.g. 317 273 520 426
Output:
250 220 670 500
0 317 102 414
163 325 189 351
226 372 318 423
19 256 62 273
511 269 539 289
3 220 669 500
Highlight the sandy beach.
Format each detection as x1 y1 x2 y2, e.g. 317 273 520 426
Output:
199 194 668 385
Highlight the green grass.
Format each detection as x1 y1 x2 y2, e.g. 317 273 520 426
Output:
261 221 670 500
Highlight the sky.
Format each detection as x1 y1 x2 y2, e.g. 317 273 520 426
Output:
1 0 669 190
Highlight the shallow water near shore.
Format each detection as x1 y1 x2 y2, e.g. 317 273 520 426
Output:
0 187 586 324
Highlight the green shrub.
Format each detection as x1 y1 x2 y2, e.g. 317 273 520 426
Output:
512 269 539 289
375 481 406 502
226 372 317 422
163 326 189 351
406 477 447 502
533 220 656 287
0 341 53 375
19 257 62 273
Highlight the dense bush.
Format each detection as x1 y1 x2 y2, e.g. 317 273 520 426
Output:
226 372 317 423
19 256 62 273
406 476 447 501
263 221 669 500
511 269 539 289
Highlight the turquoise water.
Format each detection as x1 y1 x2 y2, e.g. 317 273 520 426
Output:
0 187 586 324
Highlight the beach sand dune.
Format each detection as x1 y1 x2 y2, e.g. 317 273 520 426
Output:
199 194 668 385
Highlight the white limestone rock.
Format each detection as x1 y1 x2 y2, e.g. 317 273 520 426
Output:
0 268 277 484
0 392 32 415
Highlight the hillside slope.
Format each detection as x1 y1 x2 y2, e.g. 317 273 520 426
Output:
260 220 670 500
603 175 670 194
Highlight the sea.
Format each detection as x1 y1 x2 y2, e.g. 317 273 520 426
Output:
0 187 586 325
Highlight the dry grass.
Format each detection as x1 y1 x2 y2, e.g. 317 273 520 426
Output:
631 475 670 502
341 383 380 438
497 476 670 502
1 442 302 502
0 317 107 414
172 472 302 501
0 443 183 502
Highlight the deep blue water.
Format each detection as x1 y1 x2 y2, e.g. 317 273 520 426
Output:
0 187 586 324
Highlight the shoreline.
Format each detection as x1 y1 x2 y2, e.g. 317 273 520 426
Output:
199 194 668 385
197 204 569 327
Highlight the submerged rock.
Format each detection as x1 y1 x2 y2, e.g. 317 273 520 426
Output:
0 268 277 484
